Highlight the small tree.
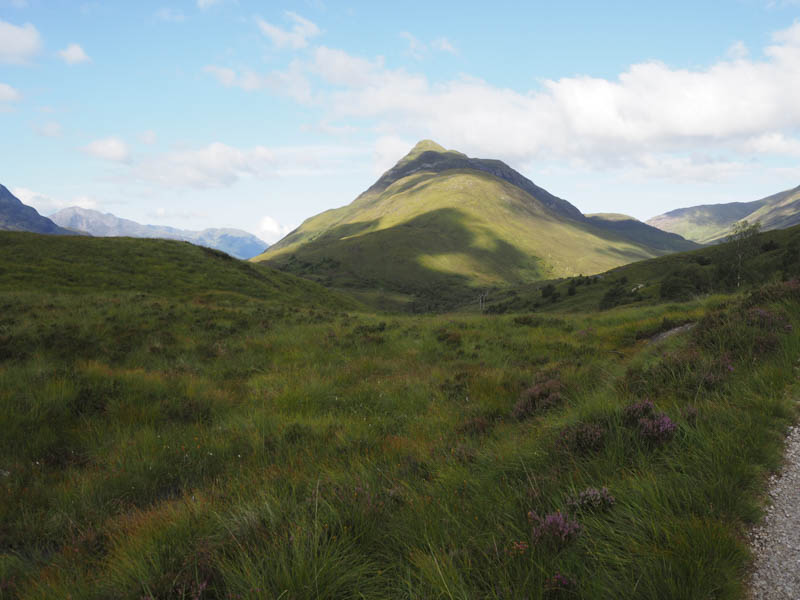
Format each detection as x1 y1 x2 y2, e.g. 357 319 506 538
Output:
725 220 762 289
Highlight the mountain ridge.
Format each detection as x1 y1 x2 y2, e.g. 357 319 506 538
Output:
0 184 78 236
50 206 269 260
646 184 800 244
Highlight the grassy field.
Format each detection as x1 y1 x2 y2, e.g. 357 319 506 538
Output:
2 232 800 598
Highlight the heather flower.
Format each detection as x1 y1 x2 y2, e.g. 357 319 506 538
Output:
528 511 581 548
622 399 655 424
557 422 606 454
567 486 615 513
544 572 577 598
513 378 562 420
638 413 677 444
506 540 529 555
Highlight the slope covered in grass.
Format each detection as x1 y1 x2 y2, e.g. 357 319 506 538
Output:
0 231 357 309
647 184 800 244
482 222 800 315
254 142 697 310
2 233 800 597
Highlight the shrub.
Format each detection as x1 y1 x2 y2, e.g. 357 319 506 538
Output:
567 487 615 513
512 379 562 420
544 572 578 598
622 400 655 425
599 283 640 310
557 422 606 455
528 511 581 548
638 414 677 444
660 265 711 301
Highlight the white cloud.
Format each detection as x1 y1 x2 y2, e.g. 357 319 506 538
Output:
312 46 383 87
258 215 294 241
256 11 320 49
727 40 749 60
400 32 426 60
0 20 42 64
139 130 157 144
34 121 62 137
133 142 368 189
155 7 186 22
57 43 91 65
204 65 263 91
431 37 457 54
83 137 130 162
254 22 800 182
398 33 457 60
12 187 97 214
204 61 312 101
148 206 206 219
373 135 415 174
742 132 800 156
197 0 222 8
0 82 21 102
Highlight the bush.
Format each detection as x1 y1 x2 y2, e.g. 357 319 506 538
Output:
557 422 606 454
567 487 615 513
637 414 677 444
512 378 562 420
528 511 581 548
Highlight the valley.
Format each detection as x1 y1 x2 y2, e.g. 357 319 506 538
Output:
1 229 799 598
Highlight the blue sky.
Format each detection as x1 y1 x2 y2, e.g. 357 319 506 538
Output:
2 0 800 242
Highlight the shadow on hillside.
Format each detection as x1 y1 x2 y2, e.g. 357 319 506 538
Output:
269 208 542 311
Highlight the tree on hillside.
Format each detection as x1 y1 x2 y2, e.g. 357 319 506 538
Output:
717 220 762 289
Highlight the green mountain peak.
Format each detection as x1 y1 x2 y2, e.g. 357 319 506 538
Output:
409 139 446 155
253 144 698 310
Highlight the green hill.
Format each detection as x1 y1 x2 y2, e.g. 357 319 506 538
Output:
482 220 800 314
646 184 800 244
254 141 698 309
0 231 358 309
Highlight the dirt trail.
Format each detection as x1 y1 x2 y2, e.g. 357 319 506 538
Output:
749 423 800 599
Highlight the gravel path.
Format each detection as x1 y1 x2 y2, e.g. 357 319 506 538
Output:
749 423 800 599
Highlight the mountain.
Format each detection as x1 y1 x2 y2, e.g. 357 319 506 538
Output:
0 184 77 235
252 141 699 309
50 206 268 259
646 184 800 244
585 213 699 252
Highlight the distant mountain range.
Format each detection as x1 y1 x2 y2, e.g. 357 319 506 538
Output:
647 184 800 244
253 140 698 308
50 207 268 260
0 184 77 235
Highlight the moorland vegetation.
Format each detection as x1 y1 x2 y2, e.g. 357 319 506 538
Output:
2 226 800 598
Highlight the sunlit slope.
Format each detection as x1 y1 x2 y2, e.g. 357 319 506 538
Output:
255 143 695 303
647 184 800 244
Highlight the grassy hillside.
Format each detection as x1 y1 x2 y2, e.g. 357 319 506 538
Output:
2 234 800 597
255 143 697 311
647 184 800 244
479 222 800 315
0 232 357 309
585 213 698 252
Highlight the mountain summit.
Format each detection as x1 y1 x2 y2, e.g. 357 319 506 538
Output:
253 142 697 309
